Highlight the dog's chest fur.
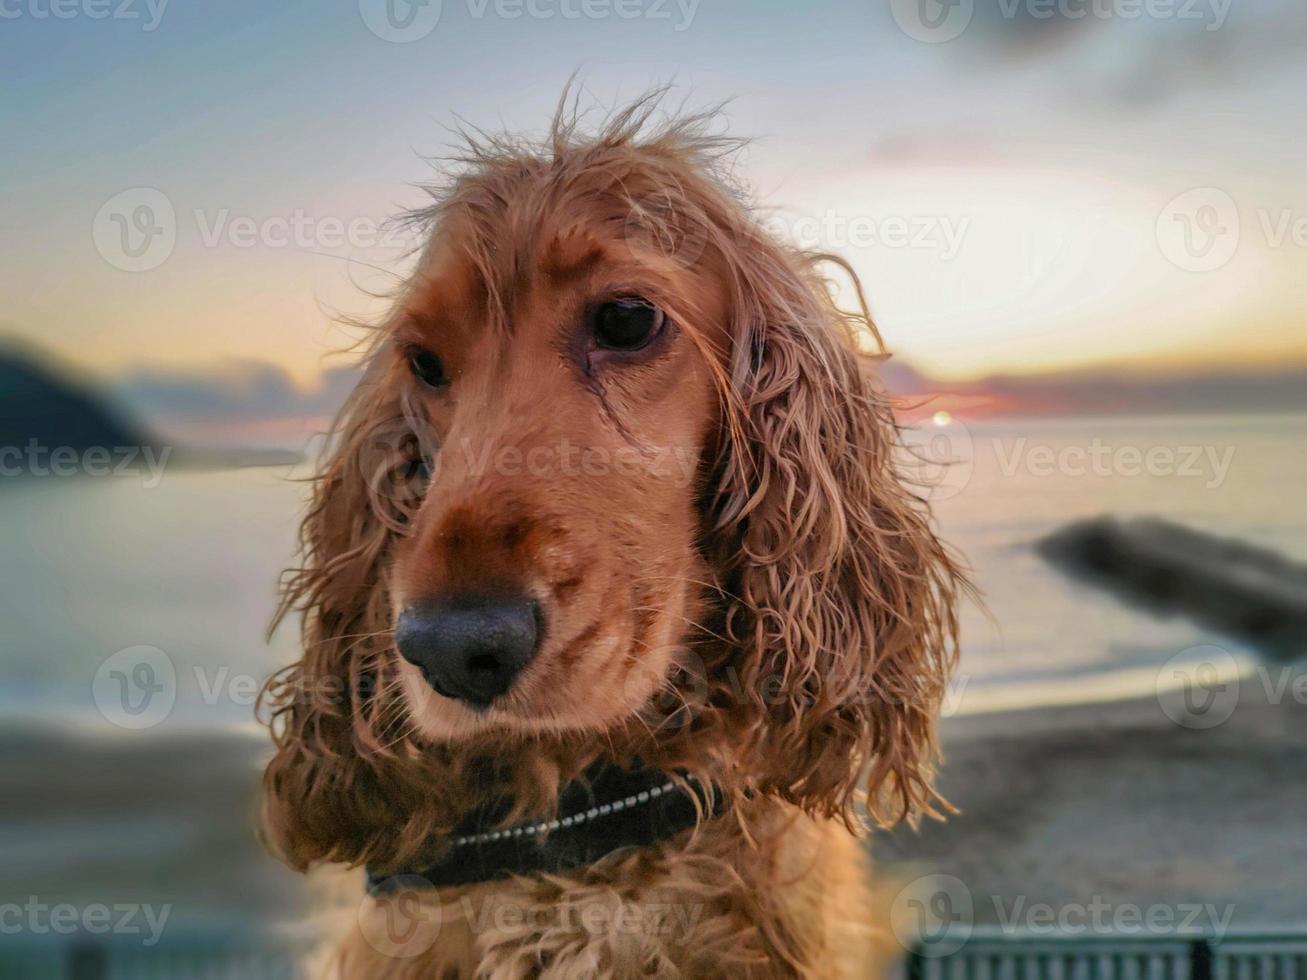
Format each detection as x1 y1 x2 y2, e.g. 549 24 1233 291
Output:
323 805 888 979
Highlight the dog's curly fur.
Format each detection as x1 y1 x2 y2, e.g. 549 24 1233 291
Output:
260 91 967 978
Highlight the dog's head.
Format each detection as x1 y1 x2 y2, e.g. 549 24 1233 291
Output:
261 99 964 871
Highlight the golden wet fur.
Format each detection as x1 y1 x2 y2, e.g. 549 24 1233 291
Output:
260 91 966 978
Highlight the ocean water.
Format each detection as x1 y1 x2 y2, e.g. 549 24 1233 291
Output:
0 466 308 732
1 413 1304 731
932 412 1307 714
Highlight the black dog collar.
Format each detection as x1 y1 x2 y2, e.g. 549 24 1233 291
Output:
367 765 718 893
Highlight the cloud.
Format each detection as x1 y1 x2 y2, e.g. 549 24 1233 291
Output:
905 363 1307 419
113 360 363 449
117 361 361 424
948 0 1307 108
111 354 1307 447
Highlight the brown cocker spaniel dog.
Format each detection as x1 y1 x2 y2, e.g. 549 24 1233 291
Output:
260 93 965 979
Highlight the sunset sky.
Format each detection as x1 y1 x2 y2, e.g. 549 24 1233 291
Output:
3 0 1306 398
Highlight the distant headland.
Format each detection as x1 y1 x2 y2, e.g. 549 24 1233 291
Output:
0 341 301 478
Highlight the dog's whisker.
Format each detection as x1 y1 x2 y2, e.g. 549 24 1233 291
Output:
303 628 395 650
628 606 730 644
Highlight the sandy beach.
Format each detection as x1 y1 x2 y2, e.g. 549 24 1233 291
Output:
4 671 1304 944
875 673 1307 930
0 723 299 933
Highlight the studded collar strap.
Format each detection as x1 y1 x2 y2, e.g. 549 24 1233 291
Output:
366 764 718 893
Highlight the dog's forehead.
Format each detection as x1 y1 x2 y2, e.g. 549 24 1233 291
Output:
403 215 631 339
537 227 610 284
409 241 485 319
400 148 717 344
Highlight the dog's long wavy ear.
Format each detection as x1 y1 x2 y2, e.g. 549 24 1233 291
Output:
258 347 428 871
707 246 966 831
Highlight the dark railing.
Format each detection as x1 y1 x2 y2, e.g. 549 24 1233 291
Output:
3 929 1306 978
0 931 304 979
908 932 1307 980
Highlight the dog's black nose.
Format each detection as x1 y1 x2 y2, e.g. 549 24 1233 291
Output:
395 595 540 709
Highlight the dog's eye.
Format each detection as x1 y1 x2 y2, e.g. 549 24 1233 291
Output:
407 348 447 389
592 298 665 352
